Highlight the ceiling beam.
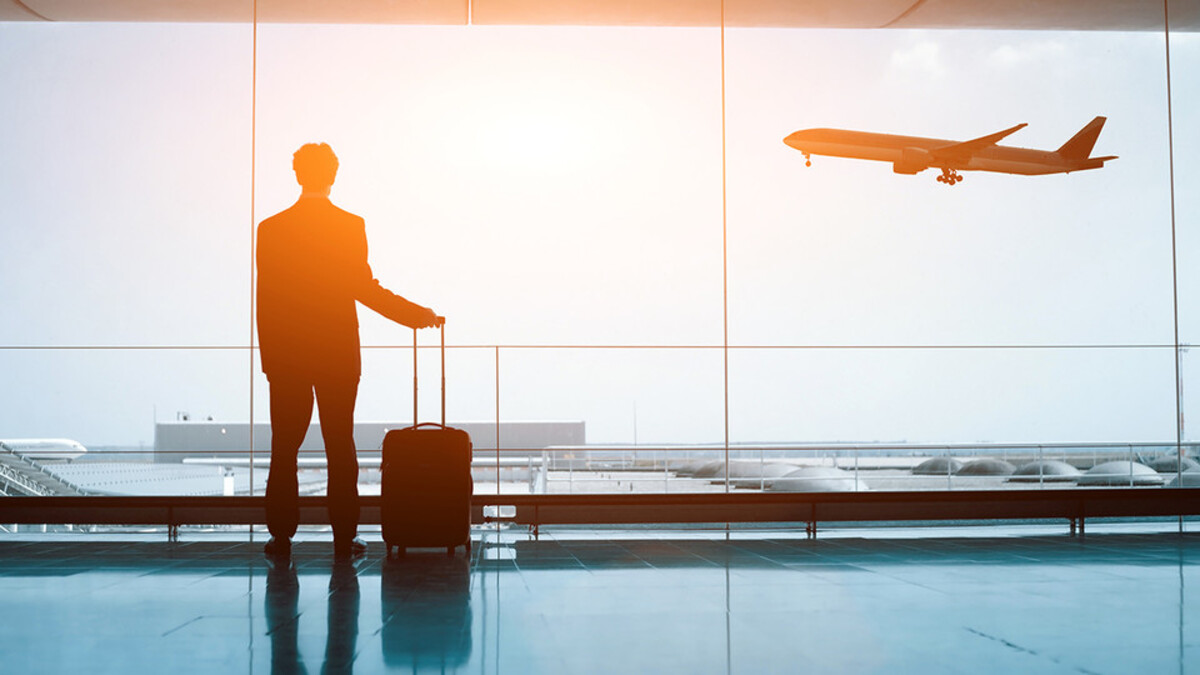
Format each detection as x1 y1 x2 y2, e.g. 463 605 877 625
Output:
1 0 1196 30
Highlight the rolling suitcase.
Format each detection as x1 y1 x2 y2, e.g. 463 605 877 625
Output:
381 323 473 556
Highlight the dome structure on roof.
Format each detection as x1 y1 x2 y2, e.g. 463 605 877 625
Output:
956 459 1016 476
690 460 728 478
671 459 717 477
727 460 793 479
729 462 804 489
1008 460 1082 483
766 467 869 492
695 460 807 481
1167 469 1200 487
1146 456 1200 474
1077 461 1163 486
913 457 963 476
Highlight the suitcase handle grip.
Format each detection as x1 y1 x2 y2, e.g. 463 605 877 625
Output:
395 421 451 432
413 323 446 428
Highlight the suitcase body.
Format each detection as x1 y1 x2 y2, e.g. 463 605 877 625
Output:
380 323 473 556
381 422 473 556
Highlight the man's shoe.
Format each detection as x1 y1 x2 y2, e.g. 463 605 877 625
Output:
263 537 292 558
333 537 367 559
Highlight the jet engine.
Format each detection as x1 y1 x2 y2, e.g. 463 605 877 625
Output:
893 147 931 175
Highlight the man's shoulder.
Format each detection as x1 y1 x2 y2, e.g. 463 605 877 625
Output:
258 200 364 231
258 202 301 232
326 202 365 228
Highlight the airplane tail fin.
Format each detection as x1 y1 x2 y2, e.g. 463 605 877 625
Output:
1057 116 1107 160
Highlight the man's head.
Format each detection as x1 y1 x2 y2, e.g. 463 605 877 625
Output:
293 143 339 192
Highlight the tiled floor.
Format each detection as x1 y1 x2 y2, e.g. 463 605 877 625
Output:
1 525 1199 673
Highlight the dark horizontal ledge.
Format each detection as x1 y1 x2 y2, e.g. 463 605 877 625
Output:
0 344 1187 351
1 490 1198 528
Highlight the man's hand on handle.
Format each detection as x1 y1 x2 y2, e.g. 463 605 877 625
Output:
417 307 444 328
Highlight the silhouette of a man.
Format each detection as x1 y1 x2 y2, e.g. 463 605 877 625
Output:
258 143 441 559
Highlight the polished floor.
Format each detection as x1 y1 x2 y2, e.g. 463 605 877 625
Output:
1 524 1199 674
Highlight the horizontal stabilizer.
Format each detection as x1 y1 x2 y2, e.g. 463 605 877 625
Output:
932 123 1027 161
1057 116 1107 160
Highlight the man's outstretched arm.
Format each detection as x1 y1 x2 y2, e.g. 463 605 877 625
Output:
350 220 440 328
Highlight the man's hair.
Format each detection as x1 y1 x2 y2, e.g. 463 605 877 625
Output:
293 143 339 189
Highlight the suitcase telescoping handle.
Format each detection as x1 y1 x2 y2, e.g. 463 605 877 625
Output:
412 320 447 428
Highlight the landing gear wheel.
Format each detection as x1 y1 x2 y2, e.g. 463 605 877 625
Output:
938 169 962 186
803 153 812 168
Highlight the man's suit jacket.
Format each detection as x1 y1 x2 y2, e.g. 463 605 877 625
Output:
257 196 428 382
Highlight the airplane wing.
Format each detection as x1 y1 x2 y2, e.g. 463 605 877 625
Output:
931 123 1028 162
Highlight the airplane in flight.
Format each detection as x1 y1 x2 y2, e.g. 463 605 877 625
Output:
784 116 1116 185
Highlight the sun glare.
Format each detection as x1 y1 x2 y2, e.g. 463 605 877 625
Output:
493 109 578 168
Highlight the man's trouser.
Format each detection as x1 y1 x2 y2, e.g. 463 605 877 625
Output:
265 374 360 541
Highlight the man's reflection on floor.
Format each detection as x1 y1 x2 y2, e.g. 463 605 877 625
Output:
325 561 361 675
264 559 362 675
381 553 473 671
265 560 309 675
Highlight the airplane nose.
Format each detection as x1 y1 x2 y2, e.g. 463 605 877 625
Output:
783 131 804 149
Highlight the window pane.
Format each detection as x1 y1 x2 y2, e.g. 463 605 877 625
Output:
0 23 253 347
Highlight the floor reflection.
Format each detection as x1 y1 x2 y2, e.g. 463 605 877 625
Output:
1 529 1197 673
265 560 307 675
265 559 362 675
380 553 473 671
325 561 361 675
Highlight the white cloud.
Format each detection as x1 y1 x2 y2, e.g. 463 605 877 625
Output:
888 41 946 79
987 40 1068 70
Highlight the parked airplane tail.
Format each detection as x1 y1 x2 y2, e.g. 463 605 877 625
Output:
1056 116 1107 160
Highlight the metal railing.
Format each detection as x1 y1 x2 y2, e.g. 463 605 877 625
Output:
3 343 1198 501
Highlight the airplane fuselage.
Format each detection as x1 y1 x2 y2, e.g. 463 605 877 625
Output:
784 125 1112 180
0 438 88 462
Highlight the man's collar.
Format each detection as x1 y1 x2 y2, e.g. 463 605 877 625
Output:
299 187 331 200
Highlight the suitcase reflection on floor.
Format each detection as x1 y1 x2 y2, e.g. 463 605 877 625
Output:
381 553 473 669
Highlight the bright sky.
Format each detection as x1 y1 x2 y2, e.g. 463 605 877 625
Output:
0 23 1197 446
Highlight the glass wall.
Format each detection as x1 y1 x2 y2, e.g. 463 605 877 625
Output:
0 12 1194 505
723 25 1187 491
0 22 256 500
